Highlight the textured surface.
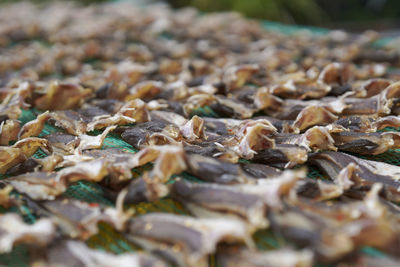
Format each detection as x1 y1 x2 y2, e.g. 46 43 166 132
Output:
0 21 397 267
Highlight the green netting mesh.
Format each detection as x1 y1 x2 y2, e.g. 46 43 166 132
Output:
0 26 398 267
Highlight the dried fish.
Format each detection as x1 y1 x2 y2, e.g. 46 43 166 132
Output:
0 147 26 174
48 110 88 135
7 159 108 200
122 121 168 149
0 213 55 253
0 185 14 208
252 144 308 168
26 196 131 239
75 125 116 153
332 131 400 154
18 111 49 139
34 82 92 110
45 132 80 154
126 213 253 267
309 151 400 202
184 154 251 184
34 240 167 267
172 169 304 227
217 247 313 267
0 119 20 145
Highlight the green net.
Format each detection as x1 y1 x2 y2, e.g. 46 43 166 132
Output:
0 24 397 267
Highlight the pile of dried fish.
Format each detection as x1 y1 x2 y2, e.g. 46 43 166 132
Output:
1 1 400 266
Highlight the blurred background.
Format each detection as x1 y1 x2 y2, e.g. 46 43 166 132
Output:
1 0 400 32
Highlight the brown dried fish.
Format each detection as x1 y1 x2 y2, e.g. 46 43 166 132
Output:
34 82 92 110
48 110 88 135
0 119 20 145
18 111 49 139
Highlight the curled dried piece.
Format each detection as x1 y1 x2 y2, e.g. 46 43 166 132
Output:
48 110 88 135
126 213 253 267
333 116 375 132
292 106 338 132
125 80 163 101
203 117 242 136
319 62 352 87
85 148 142 184
45 132 80 154
252 144 308 168
278 185 398 260
217 247 314 267
172 169 304 228
254 86 284 111
333 115 400 133
36 154 64 172
12 137 52 157
0 213 55 253
116 174 169 204
0 137 50 174
332 131 400 155
0 82 33 120
75 125 117 153
18 111 49 139
343 81 400 116
0 147 27 174
27 196 131 239
0 119 20 145
122 121 168 149
371 115 400 130
223 64 259 92
6 158 40 176
276 125 341 153
87 99 150 131
316 162 358 200
309 151 400 202
229 119 276 159
269 95 348 121
184 154 252 184
184 140 239 163
0 185 14 208
271 78 331 100
171 179 268 229
149 145 187 182
34 82 92 110
34 240 167 267
180 115 206 141
8 159 108 200
8 172 66 200
352 78 391 98
183 94 216 117
212 96 256 119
